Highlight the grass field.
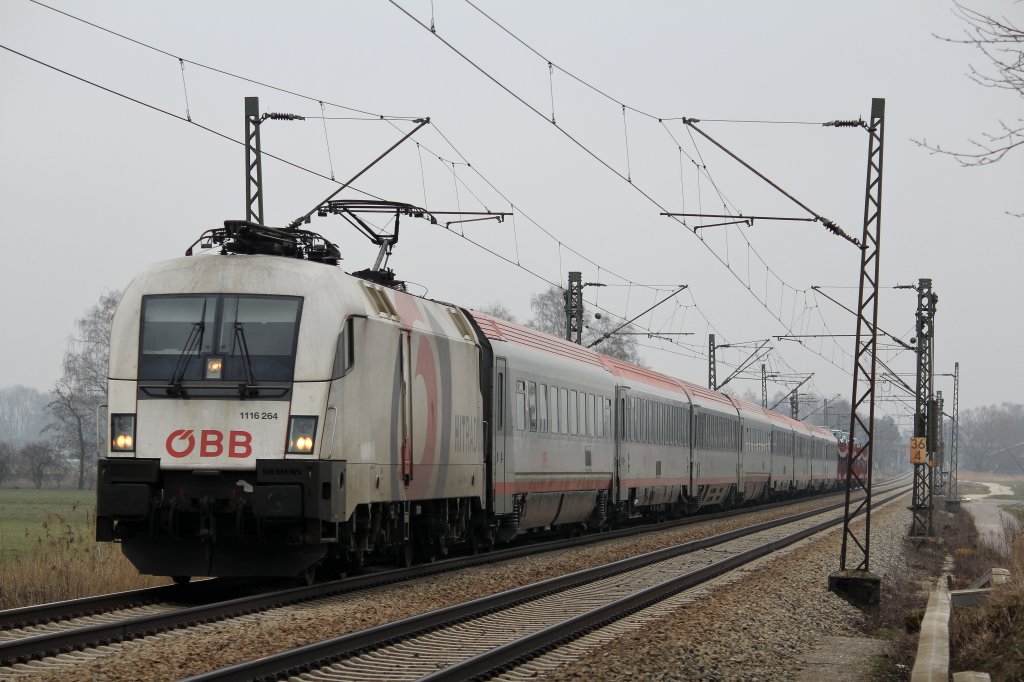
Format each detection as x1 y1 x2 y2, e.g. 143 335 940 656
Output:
0 488 165 609
0 488 96 564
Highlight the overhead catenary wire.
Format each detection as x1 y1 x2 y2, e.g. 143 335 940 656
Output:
2 23 684 342
389 0 857 378
18 5 900 417
439 0 863 372
30 0 859 381
26 0 421 121
0 42 395 200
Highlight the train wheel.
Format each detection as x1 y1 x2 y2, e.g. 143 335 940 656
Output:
171 575 191 586
296 566 317 587
396 540 414 568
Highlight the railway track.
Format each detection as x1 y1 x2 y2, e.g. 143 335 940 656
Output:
187 483 910 681
0 479 905 672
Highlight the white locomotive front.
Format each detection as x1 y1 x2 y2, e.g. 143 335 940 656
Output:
98 249 486 580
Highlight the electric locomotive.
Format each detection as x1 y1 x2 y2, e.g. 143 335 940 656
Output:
97 220 841 581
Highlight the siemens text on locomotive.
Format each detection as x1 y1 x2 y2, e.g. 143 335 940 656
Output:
97 223 846 580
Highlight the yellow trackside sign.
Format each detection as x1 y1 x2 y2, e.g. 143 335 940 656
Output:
909 437 927 465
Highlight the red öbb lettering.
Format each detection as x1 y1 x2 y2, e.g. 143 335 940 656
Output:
200 430 223 457
165 430 196 458
165 429 253 458
228 431 253 458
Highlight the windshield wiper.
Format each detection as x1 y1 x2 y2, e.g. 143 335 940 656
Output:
168 322 204 396
233 323 259 397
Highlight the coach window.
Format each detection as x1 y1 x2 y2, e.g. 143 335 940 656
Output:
527 381 538 432
559 388 569 434
538 384 548 433
659 404 665 445
569 390 578 435
549 385 558 433
581 393 589 436
589 393 598 436
515 381 526 431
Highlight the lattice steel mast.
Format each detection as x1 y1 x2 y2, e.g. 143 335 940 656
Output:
245 97 264 225
829 98 884 606
708 334 717 390
947 362 961 506
565 271 584 344
910 278 937 537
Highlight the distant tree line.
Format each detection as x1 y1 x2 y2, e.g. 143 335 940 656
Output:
0 291 119 490
959 403 1024 473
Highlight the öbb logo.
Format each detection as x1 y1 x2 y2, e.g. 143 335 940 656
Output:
165 429 253 458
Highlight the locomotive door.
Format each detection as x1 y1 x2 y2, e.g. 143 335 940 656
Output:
493 358 510 514
400 331 413 485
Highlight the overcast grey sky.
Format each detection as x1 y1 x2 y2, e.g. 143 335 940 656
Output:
1 1 1020 425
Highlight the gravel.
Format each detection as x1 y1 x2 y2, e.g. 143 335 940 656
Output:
0 490 904 681
535 492 911 682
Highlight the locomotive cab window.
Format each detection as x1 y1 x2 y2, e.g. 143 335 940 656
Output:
139 294 302 383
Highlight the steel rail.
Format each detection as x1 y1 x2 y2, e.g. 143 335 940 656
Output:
0 477 907 667
0 579 262 632
185 481 909 682
426 487 909 681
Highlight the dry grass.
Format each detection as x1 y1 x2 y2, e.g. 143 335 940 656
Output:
951 518 1024 682
867 506 986 681
0 510 165 610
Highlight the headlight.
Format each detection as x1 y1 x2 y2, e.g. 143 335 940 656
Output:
111 414 136 452
206 357 223 379
287 416 318 454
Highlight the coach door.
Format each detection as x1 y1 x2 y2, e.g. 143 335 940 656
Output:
614 386 629 506
493 358 511 514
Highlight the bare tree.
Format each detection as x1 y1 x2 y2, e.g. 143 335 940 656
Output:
527 285 643 365
584 315 645 366
527 286 569 338
474 302 518 323
47 291 121 490
17 441 64 489
916 3 1024 189
0 441 14 487
0 386 52 445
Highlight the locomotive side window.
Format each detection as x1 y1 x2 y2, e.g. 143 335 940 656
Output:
332 318 356 379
